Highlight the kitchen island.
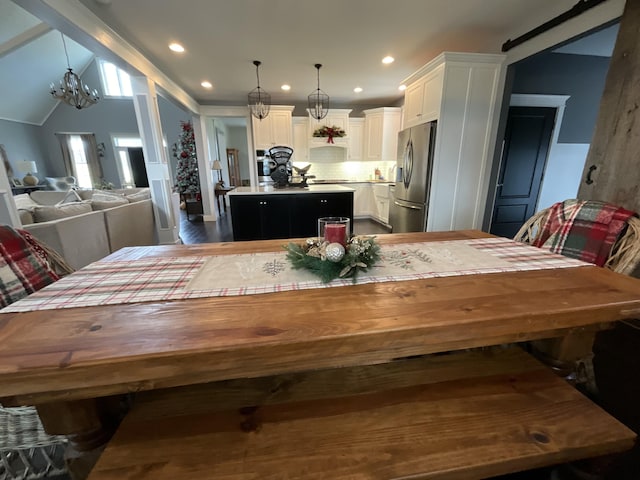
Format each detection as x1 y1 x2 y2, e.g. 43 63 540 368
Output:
228 184 354 241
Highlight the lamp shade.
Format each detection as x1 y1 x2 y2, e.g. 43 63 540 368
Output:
212 160 223 171
17 160 37 174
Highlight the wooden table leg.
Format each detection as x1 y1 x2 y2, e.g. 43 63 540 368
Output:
36 396 127 480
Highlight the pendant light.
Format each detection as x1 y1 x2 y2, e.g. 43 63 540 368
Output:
50 33 99 110
308 63 329 120
248 60 271 120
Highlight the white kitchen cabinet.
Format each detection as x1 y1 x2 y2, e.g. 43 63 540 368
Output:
363 107 401 162
292 117 309 163
347 118 364 161
403 64 444 128
371 183 390 224
401 52 506 231
308 109 351 148
338 183 371 218
252 105 294 151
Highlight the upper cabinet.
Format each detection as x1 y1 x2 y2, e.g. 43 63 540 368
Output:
403 64 444 128
363 107 401 162
252 105 294 151
347 118 364 161
307 109 351 148
292 117 309 163
401 52 506 231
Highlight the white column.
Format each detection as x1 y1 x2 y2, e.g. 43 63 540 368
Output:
130 76 180 245
0 155 22 228
192 115 217 221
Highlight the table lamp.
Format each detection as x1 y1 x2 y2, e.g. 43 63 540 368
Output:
17 160 38 186
212 159 223 186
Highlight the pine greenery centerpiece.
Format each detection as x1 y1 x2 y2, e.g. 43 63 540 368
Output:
174 121 200 193
285 236 380 283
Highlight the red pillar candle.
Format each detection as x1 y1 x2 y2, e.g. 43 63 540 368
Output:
324 223 346 246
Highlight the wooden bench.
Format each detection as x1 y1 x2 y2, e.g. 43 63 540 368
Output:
87 347 635 480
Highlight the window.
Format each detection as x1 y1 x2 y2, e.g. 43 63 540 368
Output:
68 135 93 189
98 60 133 97
56 133 103 189
113 137 142 188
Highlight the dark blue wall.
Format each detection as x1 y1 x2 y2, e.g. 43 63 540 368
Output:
512 52 610 144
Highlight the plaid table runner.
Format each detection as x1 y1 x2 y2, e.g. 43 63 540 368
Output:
1 238 587 313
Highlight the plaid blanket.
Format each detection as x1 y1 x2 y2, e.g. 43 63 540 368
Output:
532 199 636 267
0 226 59 308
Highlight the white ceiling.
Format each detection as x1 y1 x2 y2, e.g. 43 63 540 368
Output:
1 0 619 125
0 1 95 124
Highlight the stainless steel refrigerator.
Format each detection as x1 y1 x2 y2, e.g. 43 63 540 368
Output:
389 121 437 233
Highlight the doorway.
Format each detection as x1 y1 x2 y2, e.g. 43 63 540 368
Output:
488 94 571 237
490 106 556 238
128 147 149 187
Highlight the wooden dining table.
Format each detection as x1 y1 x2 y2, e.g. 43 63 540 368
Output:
1 230 640 479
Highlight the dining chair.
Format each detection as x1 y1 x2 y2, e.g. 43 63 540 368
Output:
514 199 640 275
514 199 640 391
0 226 73 479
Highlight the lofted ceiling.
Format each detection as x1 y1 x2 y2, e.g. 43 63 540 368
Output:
1 0 619 125
0 1 94 125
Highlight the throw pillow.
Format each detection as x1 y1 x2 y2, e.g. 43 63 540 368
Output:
30 191 71 206
13 193 39 211
0 226 60 307
91 197 129 210
92 191 126 202
76 189 94 200
125 190 151 203
18 209 34 225
55 189 82 205
32 201 92 223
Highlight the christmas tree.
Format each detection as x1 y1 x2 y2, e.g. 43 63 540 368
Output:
174 121 200 193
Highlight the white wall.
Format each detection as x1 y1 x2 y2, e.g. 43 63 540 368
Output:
0 119 49 181
537 143 589 210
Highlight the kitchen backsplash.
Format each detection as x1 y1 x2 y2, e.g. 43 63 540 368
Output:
292 160 396 182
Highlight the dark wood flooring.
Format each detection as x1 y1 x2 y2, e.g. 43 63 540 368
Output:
178 209 390 244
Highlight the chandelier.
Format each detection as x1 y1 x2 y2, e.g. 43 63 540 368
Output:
248 60 271 120
308 63 329 120
50 33 99 110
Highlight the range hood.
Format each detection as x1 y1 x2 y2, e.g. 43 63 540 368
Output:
309 145 347 162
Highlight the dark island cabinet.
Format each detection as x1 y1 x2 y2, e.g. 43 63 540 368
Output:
230 195 293 241
291 193 354 238
230 191 353 241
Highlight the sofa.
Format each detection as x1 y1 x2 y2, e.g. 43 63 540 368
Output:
14 188 155 270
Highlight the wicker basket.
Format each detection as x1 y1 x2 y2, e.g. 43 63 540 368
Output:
0 406 68 479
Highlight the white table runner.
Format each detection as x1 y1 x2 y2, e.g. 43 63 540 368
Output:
0 238 588 312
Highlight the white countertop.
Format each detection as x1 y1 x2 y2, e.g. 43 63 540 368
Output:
228 184 355 195
311 180 395 185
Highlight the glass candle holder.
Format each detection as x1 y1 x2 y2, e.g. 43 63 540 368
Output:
318 217 350 246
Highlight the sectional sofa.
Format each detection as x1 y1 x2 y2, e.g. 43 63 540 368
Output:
14 188 155 270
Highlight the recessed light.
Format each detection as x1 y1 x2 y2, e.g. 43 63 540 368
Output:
382 56 395 64
169 43 185 53
281 84 291 91
201 81 212 89
398 84 407 91
353 87 363 93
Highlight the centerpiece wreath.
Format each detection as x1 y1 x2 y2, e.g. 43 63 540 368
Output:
285 236 380 283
